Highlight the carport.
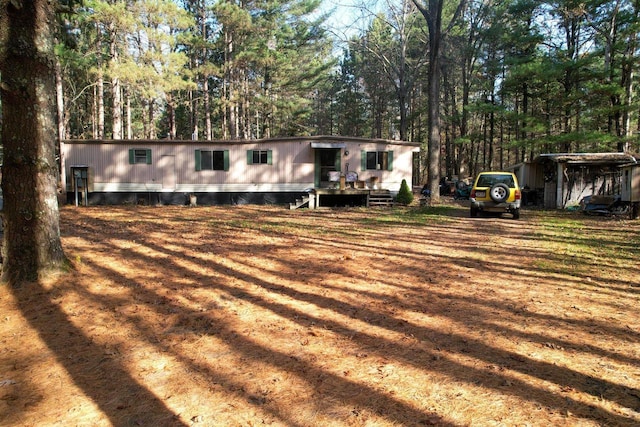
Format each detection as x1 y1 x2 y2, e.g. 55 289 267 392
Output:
510 152 638 209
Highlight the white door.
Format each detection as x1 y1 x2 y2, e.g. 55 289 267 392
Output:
159 155 176 190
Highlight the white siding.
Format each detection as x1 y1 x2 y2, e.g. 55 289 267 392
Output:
62 138 419 193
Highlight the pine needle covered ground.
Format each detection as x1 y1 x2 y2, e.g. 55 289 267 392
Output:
1 203 639 426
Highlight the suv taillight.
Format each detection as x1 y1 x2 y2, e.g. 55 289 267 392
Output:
515 189 521 200
470 189 476 198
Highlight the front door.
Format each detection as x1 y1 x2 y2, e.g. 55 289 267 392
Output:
159 155 176 190
315 149 341 188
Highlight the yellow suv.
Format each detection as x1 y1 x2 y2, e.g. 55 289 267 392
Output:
470 172 521 219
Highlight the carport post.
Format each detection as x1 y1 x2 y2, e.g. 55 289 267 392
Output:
556 163 565 209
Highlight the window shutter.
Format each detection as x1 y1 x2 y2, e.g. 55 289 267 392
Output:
129 149 134 164
223 150 230 171
247 150 254 164
146 149 152 164
361 150 366 171
195 150 201 171
267 150 273 165
387 151 393 171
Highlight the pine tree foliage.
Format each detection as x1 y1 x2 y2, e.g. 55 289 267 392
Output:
6 0 640 178
396 178 414 205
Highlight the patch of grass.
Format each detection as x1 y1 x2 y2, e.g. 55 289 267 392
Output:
537 216 587 233
357 205 461 227
532 213 639 274
414 204 462 218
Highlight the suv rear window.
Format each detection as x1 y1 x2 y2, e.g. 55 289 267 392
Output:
477 174 515 188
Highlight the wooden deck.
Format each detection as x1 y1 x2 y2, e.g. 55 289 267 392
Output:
290 188 394 209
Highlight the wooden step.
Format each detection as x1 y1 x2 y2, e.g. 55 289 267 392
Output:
289 196 310 210
368 190 394 207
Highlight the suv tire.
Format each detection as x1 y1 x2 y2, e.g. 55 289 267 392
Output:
512 208 520 220
490 183 509 203
470 206 478 217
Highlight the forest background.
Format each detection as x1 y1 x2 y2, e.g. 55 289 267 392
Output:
3 0 640 183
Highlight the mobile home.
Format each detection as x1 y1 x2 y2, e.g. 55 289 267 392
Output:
61 136 421 208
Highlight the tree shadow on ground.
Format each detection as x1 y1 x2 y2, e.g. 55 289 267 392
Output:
4 205 639 425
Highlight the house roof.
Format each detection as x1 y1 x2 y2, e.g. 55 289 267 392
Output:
62 135 422 147
534 152 638 165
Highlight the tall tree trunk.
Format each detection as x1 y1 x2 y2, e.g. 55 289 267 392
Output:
427 49 441 200
489 94 495 169
522 82 531 161
415 0 444 201
201 6 212 140
112 76 122 139
620 3 638 152
125 88 132 139
96 23 105 139
374 94 384 139
110 22 122 139
561 13 579 153
148 99 156 139
443 73 454 178
92 85 98 138
601 3 622 149
55 57 66 201
55 58 66 141
97 71 105 138
414 0 466 200
167 93 176 139
621 65 634 152
222 32 229 139
242 72 250 138
191 89 199 140
142 99 149 139
1 0 68 284
204 78 212 140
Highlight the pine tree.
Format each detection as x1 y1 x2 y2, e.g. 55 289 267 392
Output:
396 179 414 205
413 0 467 201
1 0 69 284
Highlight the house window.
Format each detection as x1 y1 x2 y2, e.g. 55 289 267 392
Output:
129 148 152 164
195 149 229 171
362 150 393 170
247 149 272 165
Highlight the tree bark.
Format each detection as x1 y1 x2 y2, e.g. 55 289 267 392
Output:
413 0 466 200
204 77 212 140
1 0 68 285
148 99 157 139
167 93 176 139
55 57 66 202
55 58 66 141
414 0 444 200
96 23 105 139
191 88 199 140
110 22 122 140
125 88 132 139
201 6 212 140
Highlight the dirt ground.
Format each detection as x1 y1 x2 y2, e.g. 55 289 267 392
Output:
1 202 639 426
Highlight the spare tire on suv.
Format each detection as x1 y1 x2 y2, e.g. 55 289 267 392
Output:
490 183 510 203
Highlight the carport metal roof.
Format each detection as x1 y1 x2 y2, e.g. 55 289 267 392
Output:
534 152 638 165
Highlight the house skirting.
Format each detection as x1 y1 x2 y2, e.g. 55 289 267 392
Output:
67 191 309 206
312 188 370 208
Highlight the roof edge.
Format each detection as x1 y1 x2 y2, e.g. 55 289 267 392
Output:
61 135 422 147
